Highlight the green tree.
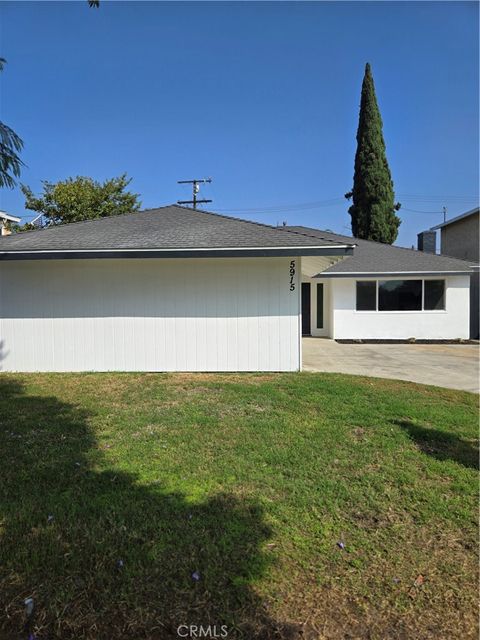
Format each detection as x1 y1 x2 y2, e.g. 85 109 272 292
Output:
21 174 141 225
345 63 401 244
0 58 24 189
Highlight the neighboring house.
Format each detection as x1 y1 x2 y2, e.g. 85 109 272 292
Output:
430 207 479 339
0 211 21 236
0 205 473 373
431 207 479 263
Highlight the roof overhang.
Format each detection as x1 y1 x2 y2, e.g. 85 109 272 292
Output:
430 207 479 230
317 270 473 278
0 212 21 223
0 245 355 261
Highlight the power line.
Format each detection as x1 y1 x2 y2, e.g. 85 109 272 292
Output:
397 194 478 202
211 194 477 216
211 198 345 214
401 207 445 215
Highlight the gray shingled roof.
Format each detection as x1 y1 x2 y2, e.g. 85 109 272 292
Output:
0 205 352 256
286 226 474 275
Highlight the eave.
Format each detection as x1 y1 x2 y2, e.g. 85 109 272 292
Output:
0 245 355 261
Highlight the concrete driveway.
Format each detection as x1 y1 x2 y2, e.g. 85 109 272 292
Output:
302 338 480 393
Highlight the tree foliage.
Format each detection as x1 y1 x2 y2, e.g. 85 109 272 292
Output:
345 63 401 244
21 174 141 225
0 58 25 189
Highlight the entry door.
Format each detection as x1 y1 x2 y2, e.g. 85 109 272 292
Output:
301 283 311 335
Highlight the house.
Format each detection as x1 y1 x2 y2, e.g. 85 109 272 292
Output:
0 211 21 236
430 207 480 339
0 205 473 373
430 207 479 263
0 205 353 372
287 225 472 342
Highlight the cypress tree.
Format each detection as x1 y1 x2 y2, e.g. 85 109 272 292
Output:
345 63 401 244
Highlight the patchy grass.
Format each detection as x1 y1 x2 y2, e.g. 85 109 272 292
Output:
0 373 477 639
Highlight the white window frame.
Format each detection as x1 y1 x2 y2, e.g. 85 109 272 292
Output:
355 278 446 313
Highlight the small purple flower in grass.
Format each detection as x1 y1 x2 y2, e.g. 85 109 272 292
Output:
28 634 37 640
336 541 345 550
191 570 200 581
116 559 124 569
47 515 54 523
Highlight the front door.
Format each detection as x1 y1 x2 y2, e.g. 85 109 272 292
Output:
301 282 311 335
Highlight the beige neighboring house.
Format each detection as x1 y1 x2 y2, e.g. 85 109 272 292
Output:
431 207 479 338
0 211 21 236
431 207 479 263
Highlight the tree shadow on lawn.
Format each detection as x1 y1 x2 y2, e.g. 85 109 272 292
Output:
0 377 291 640
393 419 479 470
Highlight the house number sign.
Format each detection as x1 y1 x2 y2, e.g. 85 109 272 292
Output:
289 260 296 291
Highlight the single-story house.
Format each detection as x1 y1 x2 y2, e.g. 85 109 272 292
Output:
0 205 473 372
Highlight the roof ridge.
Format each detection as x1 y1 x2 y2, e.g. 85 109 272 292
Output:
9 204 351 247
173 205 353 246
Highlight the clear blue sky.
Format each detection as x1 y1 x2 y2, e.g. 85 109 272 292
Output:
0 1 478 247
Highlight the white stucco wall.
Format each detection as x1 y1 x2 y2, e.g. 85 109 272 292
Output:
330 276 470 340
0 257 301 372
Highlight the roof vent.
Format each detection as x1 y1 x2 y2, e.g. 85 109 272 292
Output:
417 230 436 254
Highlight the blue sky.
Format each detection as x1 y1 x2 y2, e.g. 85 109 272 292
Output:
0 1 478 247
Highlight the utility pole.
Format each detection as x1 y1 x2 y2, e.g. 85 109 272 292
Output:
177 178 212 209
443 206 447 223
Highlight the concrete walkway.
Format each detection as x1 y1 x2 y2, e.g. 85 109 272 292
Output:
302 338 480 393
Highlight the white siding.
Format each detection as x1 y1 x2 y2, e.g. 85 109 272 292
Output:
0 257 301 372
330 276 470 340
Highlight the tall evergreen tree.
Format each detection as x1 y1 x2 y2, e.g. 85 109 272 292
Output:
345 63 401 244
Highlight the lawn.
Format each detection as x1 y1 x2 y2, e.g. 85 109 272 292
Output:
0 373 477 639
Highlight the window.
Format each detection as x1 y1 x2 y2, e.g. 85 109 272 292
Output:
379 280 422 311
424 280 445 310
356 281 376 310
316 283 324 328
356 279 446 312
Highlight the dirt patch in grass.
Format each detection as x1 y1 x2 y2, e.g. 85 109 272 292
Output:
272 527 478 639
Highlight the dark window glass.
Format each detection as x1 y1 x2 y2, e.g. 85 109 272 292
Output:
316 283 324 328
378 280 422 311
424 280 445 310
356 281 376 311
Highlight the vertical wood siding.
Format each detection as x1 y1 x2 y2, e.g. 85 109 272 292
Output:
0 257 300 372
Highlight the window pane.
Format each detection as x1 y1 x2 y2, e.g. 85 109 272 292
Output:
316 283 324 328
356 281 376 310
424 280 445 310
378 280 422 311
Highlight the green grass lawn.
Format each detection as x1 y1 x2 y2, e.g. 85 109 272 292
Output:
0 373 477 639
